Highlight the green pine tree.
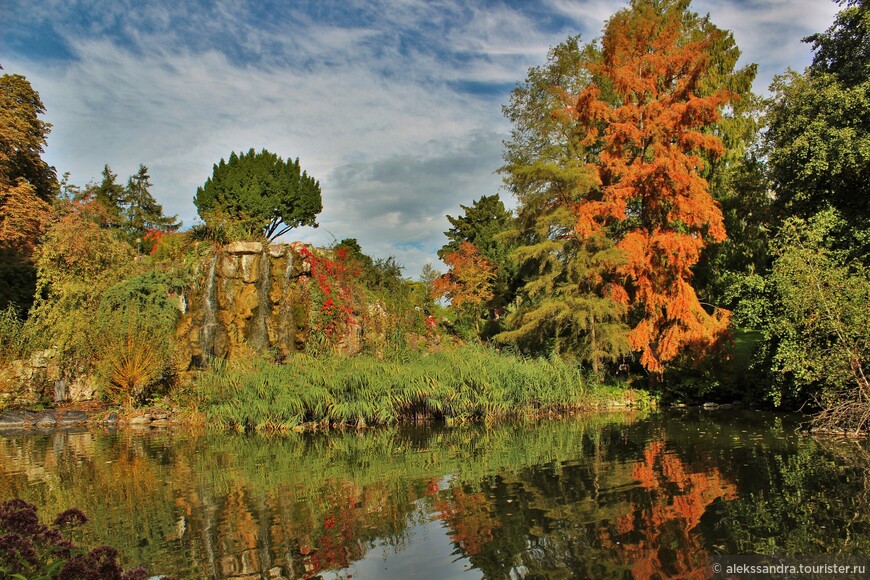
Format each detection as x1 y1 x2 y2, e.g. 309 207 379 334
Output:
93 165 126 227
496 37 630 371
123 164 179 249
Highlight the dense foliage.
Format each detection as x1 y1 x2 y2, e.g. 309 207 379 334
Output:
432 241 496 338
749 0 870 428
14 194 198 406
0 70 57 312
498 0 755 377
439 194 517 311
194 148 322 241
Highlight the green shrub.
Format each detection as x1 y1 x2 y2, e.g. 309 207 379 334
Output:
92 274 182 405
755 210 870 420
0 306 30 362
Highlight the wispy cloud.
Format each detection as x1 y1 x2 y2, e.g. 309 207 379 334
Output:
2 0 840 277
693 0 839 92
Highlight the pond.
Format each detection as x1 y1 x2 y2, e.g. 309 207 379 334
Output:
0 410 867 578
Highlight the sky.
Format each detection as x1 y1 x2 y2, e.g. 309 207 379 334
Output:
2 0 839 278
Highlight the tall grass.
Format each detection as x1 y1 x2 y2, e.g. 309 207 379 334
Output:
190 345 637 431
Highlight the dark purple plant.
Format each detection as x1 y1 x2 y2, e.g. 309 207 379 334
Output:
0 498 150 578
53 508 88 529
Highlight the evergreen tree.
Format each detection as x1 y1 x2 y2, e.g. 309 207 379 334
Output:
124 164 179 247
497 36 630 369
93 165 126 227
439 194 516 309
194 148 322 241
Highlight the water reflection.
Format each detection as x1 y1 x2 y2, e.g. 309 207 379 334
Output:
0 411 866 579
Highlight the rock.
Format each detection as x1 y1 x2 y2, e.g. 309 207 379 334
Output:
105 412 118 423
220 555 240 576
225 241 263 255
150 412 169 420
129 416 152 425
0 411 36 428
268 244 287 258
56 410 89 425
702 402 720 409
239 253 260 283
28 348 56 368
220 255 241 279
718 403 734 409
234 284 260 320
671 403 688 408
150 419 171 427
34 412 57 428
54 380 67 403
68 375 97 402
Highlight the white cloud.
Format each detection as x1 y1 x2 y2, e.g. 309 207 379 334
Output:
5 25 507 276
5 0 843 279
544 0 616 31
689 0 838 93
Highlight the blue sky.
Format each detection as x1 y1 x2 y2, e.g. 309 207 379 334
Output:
2 0 838 277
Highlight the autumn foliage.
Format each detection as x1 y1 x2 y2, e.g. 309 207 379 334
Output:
432 241 495 310
568 1 732 372
299 246 357 340
0 73 55 253
0 180 51 253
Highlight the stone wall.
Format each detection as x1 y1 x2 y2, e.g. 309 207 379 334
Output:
0 349 97 406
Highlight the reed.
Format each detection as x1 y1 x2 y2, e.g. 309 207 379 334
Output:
191 345 638 431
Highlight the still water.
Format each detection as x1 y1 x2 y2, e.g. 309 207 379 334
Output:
0 410 867 578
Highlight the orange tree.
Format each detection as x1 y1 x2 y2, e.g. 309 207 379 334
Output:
432 241 495 338
567 0 735 373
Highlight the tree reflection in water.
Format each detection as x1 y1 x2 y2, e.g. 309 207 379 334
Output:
0 412 866 579
599 441 737 579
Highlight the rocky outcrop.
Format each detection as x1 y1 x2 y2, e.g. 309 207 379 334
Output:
2 241 366 406
0 409 90 430
178 242 320 367
0 349 98 405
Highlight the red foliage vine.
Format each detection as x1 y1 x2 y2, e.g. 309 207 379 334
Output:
299 246 358 339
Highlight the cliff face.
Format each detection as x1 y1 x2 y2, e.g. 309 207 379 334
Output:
178 241 313 368
2 241 366 405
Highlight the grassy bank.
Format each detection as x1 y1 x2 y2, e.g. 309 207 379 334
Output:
188 345 646 431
